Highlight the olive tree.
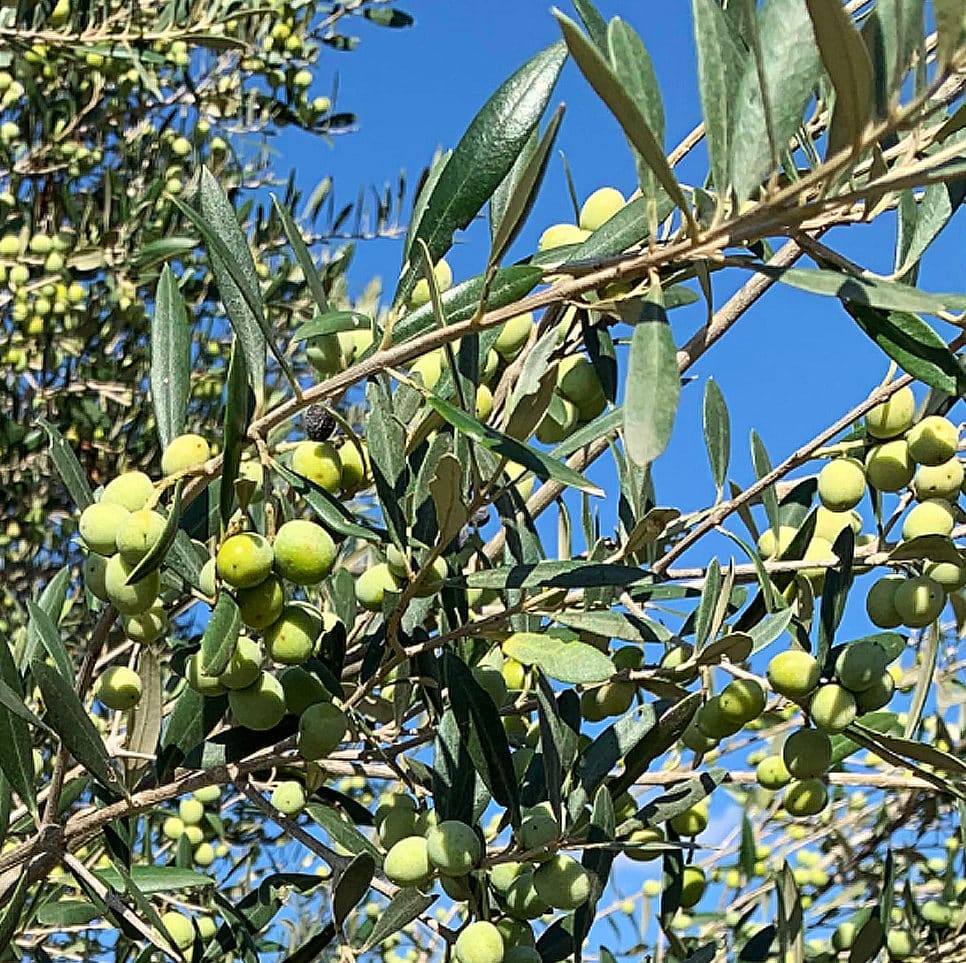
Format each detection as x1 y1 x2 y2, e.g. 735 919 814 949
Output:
5 1 966 962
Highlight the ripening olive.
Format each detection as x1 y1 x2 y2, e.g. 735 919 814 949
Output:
817 458 866 512
906 416 959 466
766 650 821 699
865 386 915 439
161 433 210 476
579 187 625 232
96 665 142 710
216 532 274 589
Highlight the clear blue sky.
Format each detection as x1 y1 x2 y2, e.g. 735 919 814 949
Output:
262 3 958 951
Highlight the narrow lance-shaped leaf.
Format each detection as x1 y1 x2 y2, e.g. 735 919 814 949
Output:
624 297 680 468
201 593 241 677
395 41 567 306
150 265 191 450
805 0 875 157
572 0 609 49
860 0 924 119
703 377 730 497
33 661 120 792
126 481 183 586
0 638 37 819
271 194 329 315
692 0 745 194
555 10 698 237
935 0 966 69
26 601 74 683
488 104 565 268
221 340 252 531
730 0 823 203
36 417 93 510
844 302 965 395
607 19 665 204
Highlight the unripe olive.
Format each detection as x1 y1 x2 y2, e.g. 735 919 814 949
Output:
215 636 263 690
101 470 154 511
183 826 203 846
921 900 955 927
535 395 579 445
79 502 130 555
581 680 635 721
160 911 195 951
454 921 504 963
193 785 220 804
756 754 792 790
96 665 142 710
297 701 347 759
383 835 433 887
83 553 110 601
375 791 417 824
814 506 862 543
557 355 603 406
679 865 706 909
907 415 959 466
808 683 856 734
519 811 559 851
680 719 717 753
783 778 829 816
475 384 494 421
162 816 185 841
865 440 914 492
532 853 592 909
493 312 534 360
280 665 331 715
229 672 286 730
271 780 306 816
161 433 210 476
355 562 402 611
123 605 167 643
104 554 160 615
817 458 866 512
199 558 216 597
926 557 966 591
506 871 550 919
305 333 345 377
115 509 165 564
291 440 342 494
837 641 888 694
668 801 709 837
831 921 856 951
659 642 697 682
426 820 482 876
902 497 956 541
339 441 369 495
185 652 226 696
914 457 964 500
766 649 821 699
801 537 835 593
854 671 895 714
718 678 766 724
865 575 903 628
236 574 285 630
489 860 524 894
893 575 946 628
538 223 589 251
179 798 204 825
409 258 453 309
272 519 337 586
695 696 743 739
414 555 449 598
264 602 322 665
612 646 643 671
886 929 914 959
865 386 915 439
782 728 832 778
379 806 420 849
193 842 215 867
216 532 274 589
579 187 625 232
410 349 443 390
757 524 797 558
624 826 664 861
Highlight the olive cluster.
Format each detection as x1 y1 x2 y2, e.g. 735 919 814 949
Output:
369 792 594 963
157 785 226 870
